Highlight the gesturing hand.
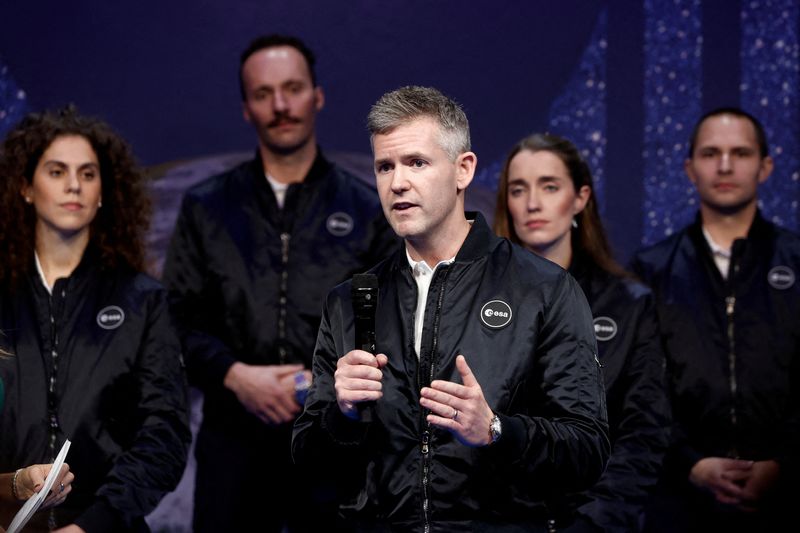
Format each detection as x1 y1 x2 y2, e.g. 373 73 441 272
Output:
334 349 388 420
420 355 495 447
224 362 305 424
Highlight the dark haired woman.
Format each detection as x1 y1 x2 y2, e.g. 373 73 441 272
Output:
494 133 670 531
0 108 190 532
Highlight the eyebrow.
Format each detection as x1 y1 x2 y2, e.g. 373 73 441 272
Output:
697 141 756 149
252 78 307 90
509 175 561 185
374 152 430 166
402 152 430 161
78 162 100 171
536 175 561 183
41 160 99 171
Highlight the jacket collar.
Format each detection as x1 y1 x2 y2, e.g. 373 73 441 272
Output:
455 211 495 262
391 211 495 271
687 209 777 287
27 244 102 304
249 147 334 230
568 248 594 285
248 146 332 189
688 209 774 255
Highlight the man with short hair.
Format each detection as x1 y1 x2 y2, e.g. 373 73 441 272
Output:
292 86 609 531
632 108 800 531
163 34 395 532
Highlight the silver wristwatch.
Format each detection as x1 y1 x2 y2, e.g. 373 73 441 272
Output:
489 413 502 444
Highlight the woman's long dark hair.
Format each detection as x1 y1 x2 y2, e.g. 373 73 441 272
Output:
0 106 151 287
493 133 627 277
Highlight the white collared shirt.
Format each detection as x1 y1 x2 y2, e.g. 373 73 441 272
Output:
702 227 732 279
406 249 455 359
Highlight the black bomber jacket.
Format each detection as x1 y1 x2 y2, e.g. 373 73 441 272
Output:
555 254 670 531
631 212 800 491
162 151 397 432
292 214 610 532
0 250 190 532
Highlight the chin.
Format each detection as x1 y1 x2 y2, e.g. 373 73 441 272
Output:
264 135 312 155
521 237 555 255
390 223 423 241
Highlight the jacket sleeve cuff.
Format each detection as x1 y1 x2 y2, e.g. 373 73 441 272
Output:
209 352 238 386
322 404 370 445
484 414 526 461
73 498 126 533
775 454 798 486
676 443 704 479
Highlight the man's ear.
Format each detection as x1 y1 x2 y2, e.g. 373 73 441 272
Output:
758 155 773 184
684 158 697 186
242 101 253 124
314 86 325 112
455 151 477 192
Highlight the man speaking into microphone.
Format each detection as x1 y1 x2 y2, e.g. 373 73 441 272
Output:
292 86 609 532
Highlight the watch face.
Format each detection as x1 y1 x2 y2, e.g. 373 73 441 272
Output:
490 415 502 443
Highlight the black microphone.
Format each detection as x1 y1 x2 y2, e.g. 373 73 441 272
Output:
351 273 379 421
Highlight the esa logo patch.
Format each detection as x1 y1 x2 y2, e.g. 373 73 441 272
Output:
480 300 513 329
767 266 795 290
97 306 125 330
593 316 617 342
326 212 354 237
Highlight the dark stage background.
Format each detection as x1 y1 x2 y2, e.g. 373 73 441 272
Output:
1 1 798 530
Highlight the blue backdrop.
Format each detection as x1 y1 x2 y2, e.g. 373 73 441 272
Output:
2 0 798 262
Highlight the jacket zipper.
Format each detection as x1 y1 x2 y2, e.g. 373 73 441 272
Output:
278 232 290 364
46 287 65 530
420 266 450 533
725 252 741 457
725 294 737 429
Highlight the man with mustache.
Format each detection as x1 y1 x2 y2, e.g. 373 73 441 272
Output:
163 34 395 532
632 108 800 531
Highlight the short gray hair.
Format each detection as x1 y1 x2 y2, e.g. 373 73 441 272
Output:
367 86 471 160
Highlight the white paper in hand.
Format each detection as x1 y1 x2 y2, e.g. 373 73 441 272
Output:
6 439 71 533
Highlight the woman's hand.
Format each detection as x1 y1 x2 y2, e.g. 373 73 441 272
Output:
14 463 74 509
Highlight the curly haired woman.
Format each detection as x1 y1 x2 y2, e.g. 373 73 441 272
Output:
0 107 190 533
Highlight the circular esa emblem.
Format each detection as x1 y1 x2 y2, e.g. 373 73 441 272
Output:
97 306 125 330
480 300 513 329
326 212 354 237
593 316 617 342
767 266 795 290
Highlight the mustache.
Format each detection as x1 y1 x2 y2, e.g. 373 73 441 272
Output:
267 113 301 128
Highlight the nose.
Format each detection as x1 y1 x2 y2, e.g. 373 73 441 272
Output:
526 189 541 212
718 152 732 174
273 89 289 112
389 166 411 194
65 171 81 193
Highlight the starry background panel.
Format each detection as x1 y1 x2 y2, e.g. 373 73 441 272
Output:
740 0 799 231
